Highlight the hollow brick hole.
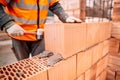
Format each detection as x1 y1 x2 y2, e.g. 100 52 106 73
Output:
0 75 5 79
8 76 12 80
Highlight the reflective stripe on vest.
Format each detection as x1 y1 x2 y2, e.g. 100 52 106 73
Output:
11 15 46 24
10 0 49 10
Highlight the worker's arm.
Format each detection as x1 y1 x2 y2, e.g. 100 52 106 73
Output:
49 2 82 23
0 4 14 30
0 4 25 36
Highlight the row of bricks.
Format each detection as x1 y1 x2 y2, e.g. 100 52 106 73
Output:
112 16 120 21
112 2 120 21
107 54 120 80
77 39 109 77
111 22 120 39
106 68 120 80
45 22 111 58
113 8 120 15
0 39 109 80
77 67 107 80
48 38 109 80
106 38 120 80
49 54 108 80
109 38 120 54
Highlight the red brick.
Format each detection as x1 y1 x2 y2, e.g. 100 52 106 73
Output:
48 55 76 80
86 23 101 48
108 55 120 67
77 50 92 77
92 43 103 65
111 22 120 39
106 68 115 80
99 22 111 42
85 64 97 80
108 63 120 72
96 55 108 77
45 23 86 58
26 70 47 80
102 40 110 57
109 38 119 53
116 71 120 80
96 69 107 80
113 8 120 13
76 73 85 80
113 8 120 15
112 16 120 21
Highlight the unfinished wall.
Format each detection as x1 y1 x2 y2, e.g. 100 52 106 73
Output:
45 22 111 80
0 22 111 80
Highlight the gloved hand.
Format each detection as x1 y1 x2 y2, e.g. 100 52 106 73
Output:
66 16 82 23
6 24 25 36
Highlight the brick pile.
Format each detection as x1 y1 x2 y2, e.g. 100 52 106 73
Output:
112 0 120 21
0 22 111 80
106 38 120 80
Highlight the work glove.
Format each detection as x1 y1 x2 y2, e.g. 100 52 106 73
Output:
6 23 25 36
66 16 82 23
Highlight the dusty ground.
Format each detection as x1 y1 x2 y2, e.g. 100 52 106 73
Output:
0 40 17 67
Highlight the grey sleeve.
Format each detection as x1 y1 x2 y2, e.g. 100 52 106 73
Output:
49 2 69 22
0 4 14 30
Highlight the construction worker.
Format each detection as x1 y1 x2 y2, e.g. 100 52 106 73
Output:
0 0 82 61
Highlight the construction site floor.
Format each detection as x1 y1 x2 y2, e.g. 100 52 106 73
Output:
0 40 17 67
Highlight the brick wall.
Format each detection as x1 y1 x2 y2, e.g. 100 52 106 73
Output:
0 22 111 80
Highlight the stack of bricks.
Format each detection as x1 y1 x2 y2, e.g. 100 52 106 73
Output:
0 22 111 80
112 0 120 21
106 38 120 80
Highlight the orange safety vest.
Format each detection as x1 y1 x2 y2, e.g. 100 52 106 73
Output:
0 0 58 41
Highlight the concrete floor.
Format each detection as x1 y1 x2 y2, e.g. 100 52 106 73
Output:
0 40 17 67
